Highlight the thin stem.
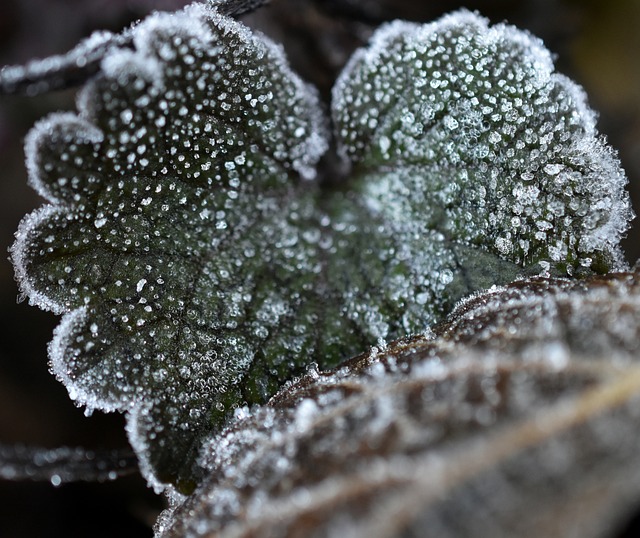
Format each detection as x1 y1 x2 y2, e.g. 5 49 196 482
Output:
212 0 270 17
0 0 270 97
0 31 133 97
0 444 139 485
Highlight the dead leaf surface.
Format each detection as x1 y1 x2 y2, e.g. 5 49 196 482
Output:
157 271 640 537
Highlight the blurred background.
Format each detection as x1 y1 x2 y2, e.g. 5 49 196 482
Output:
0 0 638 536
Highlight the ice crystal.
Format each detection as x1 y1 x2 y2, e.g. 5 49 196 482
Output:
9 5 632 492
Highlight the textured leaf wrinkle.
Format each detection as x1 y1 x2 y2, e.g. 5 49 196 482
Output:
10 5 632 492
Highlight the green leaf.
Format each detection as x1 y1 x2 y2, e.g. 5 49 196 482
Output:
11 6 632 492
13 3 330 492
332 11 631 275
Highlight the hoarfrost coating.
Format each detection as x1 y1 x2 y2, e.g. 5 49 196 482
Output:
10 4 633 492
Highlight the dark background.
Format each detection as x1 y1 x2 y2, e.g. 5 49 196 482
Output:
0 0 638 536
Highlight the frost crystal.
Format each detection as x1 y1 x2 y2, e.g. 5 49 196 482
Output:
10 5 633 493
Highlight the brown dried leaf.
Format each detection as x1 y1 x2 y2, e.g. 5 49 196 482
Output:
156 272 640 538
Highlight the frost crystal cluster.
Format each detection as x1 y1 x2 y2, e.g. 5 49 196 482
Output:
7 3 632 491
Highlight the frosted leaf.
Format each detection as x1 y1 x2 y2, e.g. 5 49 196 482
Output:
437 272 640 359
332 10 632 280
10 4 635 496
12 2 329 492
156 272 640 538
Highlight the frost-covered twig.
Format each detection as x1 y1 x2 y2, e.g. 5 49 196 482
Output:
0 31 133 96
0 444 138 484
209 0 270 17
0 0 269 96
